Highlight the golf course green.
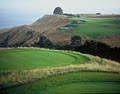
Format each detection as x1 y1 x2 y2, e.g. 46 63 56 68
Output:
0 48 89 70
60 17 120 37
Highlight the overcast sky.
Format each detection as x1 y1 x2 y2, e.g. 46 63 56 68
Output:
0 0 120 15
0 0 120 28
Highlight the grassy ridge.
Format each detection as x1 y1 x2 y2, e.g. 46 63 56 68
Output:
0 48 89 70
1 72 120 94
60 17 120 37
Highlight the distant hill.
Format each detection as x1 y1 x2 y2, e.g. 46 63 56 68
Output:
0 14 120 47
0 15 74 47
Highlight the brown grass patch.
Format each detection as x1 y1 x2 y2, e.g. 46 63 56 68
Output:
96 34 120 47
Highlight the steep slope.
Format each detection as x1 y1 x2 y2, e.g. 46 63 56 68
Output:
0 15 72 47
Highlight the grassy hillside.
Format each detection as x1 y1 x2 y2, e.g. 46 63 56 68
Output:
59 17 120 37
0 15 72 47
0 48 89 70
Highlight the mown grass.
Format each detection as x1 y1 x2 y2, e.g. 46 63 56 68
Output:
60 17 120 38
0 48 89 70
1 72 120 94
45 82 120 93
0 48 120 90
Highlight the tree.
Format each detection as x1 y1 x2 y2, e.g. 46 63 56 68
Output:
53 7 63 15
71 36 81 46
96 13 102 15
33 36 53 48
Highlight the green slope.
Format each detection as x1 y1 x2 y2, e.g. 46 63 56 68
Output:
59 17 120 37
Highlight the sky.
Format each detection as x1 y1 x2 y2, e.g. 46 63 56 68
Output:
0 0 120 14
0 0 120 28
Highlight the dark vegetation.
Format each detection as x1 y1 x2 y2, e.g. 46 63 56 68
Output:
96 13 102 15
63 13 81 17
53 7 63 15
75 40 120 62
71 36 81 46
0 36 9 47
32 36 53 48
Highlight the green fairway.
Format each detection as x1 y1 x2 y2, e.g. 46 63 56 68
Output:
1 72 120 94
0 48 89 70
60 17 120 37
